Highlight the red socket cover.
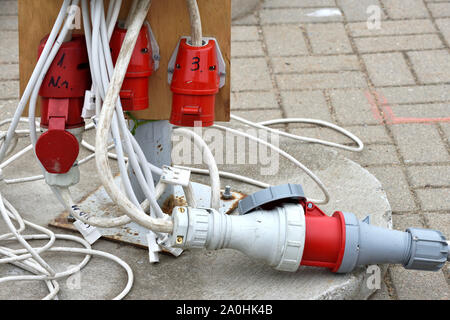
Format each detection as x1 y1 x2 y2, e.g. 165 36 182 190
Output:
35 34 91 174
300 201 347 272
110 24 153 111
170 39 220 127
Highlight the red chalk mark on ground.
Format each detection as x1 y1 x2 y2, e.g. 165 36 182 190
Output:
364 90 383 123
369 91 450 124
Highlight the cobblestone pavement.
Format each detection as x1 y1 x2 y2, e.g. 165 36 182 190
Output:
0 0 449 299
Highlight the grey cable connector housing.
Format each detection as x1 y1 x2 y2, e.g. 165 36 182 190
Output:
170 203 306 272
337 212 449 273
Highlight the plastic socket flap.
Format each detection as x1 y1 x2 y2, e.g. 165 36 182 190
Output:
238 184 306 215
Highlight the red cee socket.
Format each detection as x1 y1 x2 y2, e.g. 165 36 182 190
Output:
300 201 346 272
35 34 91 174
110 24 153 111
170 39 220 127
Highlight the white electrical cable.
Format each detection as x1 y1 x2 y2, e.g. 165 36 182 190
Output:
0 0 133 300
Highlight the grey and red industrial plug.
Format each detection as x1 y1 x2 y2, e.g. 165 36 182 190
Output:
33 28 449 275
169 184 449 274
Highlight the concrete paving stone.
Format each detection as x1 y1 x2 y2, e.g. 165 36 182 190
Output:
307 23 353 54
262 25 308 56
424 212 450 239
0 31 18 64
390 265 449 300
329 89 381 125
390 124 449 164
375 84 450 104
231 26 260 41
290 124 391 145
231 91 278 110
387 103 450 120
407 50 450 84
231 108 283 124
0 15 17 30
344 144 401 166
231 58 273 91
280 90 332 121
382 0 430 19
0 99 19 118
337 0 386 22
231 41 265 57
260 8 343 24
354 34 444 53
416 188 450 211
0 62 18 80
436 18 450 45
0 80 18 99
343 124 391 144
271 55 360 74
407 165 450 188
428 2 450 18
441 123 450 142
392 212 424 231
0 0 17 15
232 12 258 26
348 19 437 37
276 71 367 90
262 0 336 8
363 52 415 86
367 166 417 212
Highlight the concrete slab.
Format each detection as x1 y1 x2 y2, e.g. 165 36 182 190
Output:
0 134 392 299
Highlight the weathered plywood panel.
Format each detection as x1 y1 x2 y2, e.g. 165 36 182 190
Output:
19 0 230 121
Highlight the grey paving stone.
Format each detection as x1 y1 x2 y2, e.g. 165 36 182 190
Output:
363 52 415 86
428 2 450 18
424 212 450 239
349 19 436 37
416 188 450 211
231 91 278 110
0 63 18 80
289 124 391 145
0 80 18 99
375 85 450 104
436 18 450 45
390 265 449 300
231 58 273 91
392 213 424 231
354 34 444 53
330 89 380 125
0 31 18 64
231 108 283 123
232 12 258 26
0 99 19 119
0 15 17 30
382 0 429 19
387 103 450 120
407 165 450 188
367 166 417 212
231 41 265 57
441 123 450 142
407 50 450 84
345 144 400 166
337 0 385 22
260 8 343 24
262 0 336 8
271 55 360 74
390 124 449 164
307 23 353 54
262 25 308 56
280 90 332 121
231 26 260 41
276 71 367 90
0 0 17 15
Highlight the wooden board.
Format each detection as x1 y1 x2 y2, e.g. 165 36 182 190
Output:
18 0 231 121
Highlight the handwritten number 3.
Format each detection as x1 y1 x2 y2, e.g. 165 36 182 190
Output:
191 57 200 71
